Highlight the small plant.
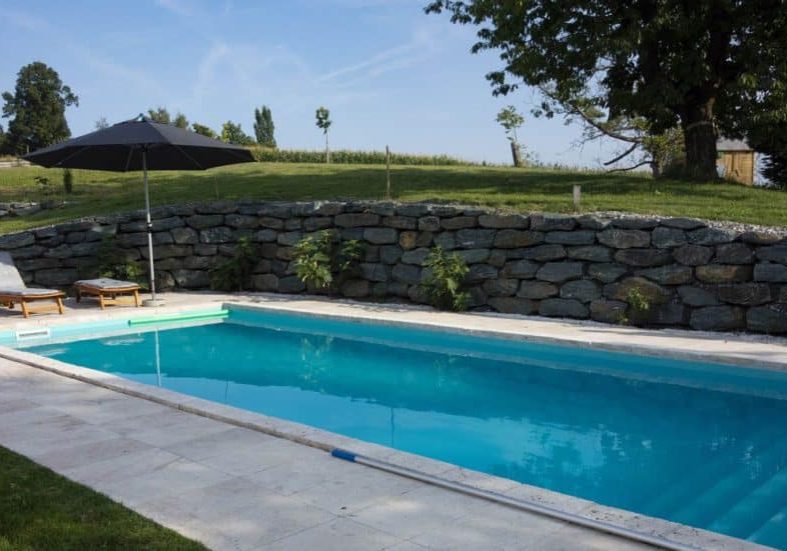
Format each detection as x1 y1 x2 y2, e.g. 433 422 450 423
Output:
95 235 147 288
293 230 362 292
626 287 651 313
421 246 470 311
210 237 258 291
33 175 54 197
62 169 73 194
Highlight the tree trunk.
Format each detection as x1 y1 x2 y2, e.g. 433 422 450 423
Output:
681 100 718 181
510 140 522 167
325 133 331 164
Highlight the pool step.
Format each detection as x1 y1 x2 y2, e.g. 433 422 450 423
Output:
706 466 787 541
665 435 787 529
645 426 784 519
747 502 787 545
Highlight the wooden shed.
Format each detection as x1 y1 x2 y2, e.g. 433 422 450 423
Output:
717 138 755 185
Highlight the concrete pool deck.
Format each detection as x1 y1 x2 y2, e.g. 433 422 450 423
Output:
0 292 783 550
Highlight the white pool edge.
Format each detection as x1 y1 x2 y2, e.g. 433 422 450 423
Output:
0 300 778 550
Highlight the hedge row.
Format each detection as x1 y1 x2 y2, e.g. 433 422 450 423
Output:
249 147 476 166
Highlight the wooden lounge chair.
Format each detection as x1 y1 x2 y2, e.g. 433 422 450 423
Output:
74 278 141 309
0 251 65 318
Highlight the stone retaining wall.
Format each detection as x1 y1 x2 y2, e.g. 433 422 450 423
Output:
2 200 787 334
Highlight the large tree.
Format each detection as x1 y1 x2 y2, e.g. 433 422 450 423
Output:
253 106 276 147
192 122 217 139
315 106 332 163
220 121 254 145
1 62 78 154
147 106 171 124
427 1 787 181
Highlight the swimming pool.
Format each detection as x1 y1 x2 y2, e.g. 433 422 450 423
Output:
18 306 787 548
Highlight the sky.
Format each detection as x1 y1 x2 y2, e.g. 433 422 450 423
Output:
0 0 621 167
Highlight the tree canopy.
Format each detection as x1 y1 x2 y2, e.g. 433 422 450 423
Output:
254 106 276 147
191 122 217 139
427 1 787 181
220 121 254 145
1 62 78 154
147 107 171 124
173 112 189 129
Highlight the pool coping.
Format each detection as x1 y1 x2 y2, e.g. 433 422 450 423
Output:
0 298 780 550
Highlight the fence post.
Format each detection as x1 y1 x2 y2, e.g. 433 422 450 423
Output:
385 145 391 200
573 184 581 211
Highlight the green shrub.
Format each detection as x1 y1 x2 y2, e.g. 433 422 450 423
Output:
210 237 258 291
249 147 476 166
421 246 470 311
94 235 147 288
62 169 73 194
293 230 362 292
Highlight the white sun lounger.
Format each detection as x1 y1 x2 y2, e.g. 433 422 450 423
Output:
0 251 65 318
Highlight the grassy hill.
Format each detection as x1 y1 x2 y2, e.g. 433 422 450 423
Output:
0 162 785 232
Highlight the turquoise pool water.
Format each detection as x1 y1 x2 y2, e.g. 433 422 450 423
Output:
24 308 787 548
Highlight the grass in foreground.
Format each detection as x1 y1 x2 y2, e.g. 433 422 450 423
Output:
0 162 785 232
0 446 205 551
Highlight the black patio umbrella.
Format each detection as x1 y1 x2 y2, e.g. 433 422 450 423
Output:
24 115 255 305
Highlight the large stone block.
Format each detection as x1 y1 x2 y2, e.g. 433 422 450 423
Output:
488 297 535 314
335 213 380 227
588 263 628 283
456 249 490 264
257 203 293 218
186 214 224 229
195 201 237 214
478 214 528 229
517 281 559 299
380 245 403 264
545 231 595 245
277 231 302 246
401 248 431 266
278 275 306 293
590 299 627 324
604 276 671 303
457 229 497 249
690 306 745 332
364 227 398 245
392 263 422 284
259 216 285 229
539 298 589 319
597 229 650 249
677 285 720 307
483 278 519 297
467 264 498 282
418 216 441 231
521 244 567 261
433 232 456 250
395 204 430 217
493 230 543 249
660 217 706 230
576 215 610 230
754 263 787 283
636 265 693 285
441 216 477 230
34 268 78 286
747 305 787 334
170 269 211 289
559 279 601 302
756 245 787 265
200 227 235 244
614 248 672 267
341 279 370 298
695 264 753 283
673 244 714 266
501 259 539 279
715 283 771 306
0 232 34 249
567 246 612 263
171 226 199 245
740 231 783 245
383 216 417 230
688 227 737 246
301 218 333 233
714 243 754 264
530 214 576 231
536 262 583 283
360 263 389 282
651 227 687 248
611 216 659 230
140 244 192 259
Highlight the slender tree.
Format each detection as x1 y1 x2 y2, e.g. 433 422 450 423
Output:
147 106 171 124
192 122 217 139
1 62 78 155
496 106 525 167
315 106 332 163
427 1 787 181
95 116 109 130
253 106 276 147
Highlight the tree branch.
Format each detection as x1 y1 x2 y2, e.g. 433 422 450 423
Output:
603 143 638 165
606 159 653 173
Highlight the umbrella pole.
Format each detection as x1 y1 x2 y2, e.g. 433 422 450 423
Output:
142 150 162 307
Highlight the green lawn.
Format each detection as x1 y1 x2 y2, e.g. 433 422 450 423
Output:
0 162 785 232
0 446 205 551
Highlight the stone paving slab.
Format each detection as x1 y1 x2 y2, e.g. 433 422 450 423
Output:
0 358 653 551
